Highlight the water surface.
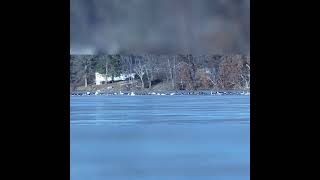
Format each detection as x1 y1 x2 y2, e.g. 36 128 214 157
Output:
71 95 250 180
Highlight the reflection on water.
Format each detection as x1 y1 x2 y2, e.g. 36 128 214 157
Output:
71 95 250 180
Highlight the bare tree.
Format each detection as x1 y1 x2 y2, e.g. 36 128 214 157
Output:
217 55 248 90
84 64 88 87
166 55 181 89
79 55 96 88
133 56 145 88
168 57 174 88
144 54 160 89
120 55 134 84
241 63 250 89
105 56 108 82
177 54 197 90
186 54 197 89
205 67 218 89
157 55 170 83
176 61 190 90
128 55 134 84
246 63 250 88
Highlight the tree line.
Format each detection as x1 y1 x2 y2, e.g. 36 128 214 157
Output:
70 54 250 91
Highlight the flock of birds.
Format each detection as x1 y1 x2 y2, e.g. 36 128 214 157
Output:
71 91 250 96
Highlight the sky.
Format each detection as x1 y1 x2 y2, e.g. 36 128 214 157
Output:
70 0 250 55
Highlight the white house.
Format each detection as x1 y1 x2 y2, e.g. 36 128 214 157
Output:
95 72 106 85
95 72 135 85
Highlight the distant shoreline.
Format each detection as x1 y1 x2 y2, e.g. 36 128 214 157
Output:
70 90 250 96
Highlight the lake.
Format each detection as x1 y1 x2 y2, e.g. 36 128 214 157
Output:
71 95 250 180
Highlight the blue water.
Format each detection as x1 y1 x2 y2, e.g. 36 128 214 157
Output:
71 95 250 180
